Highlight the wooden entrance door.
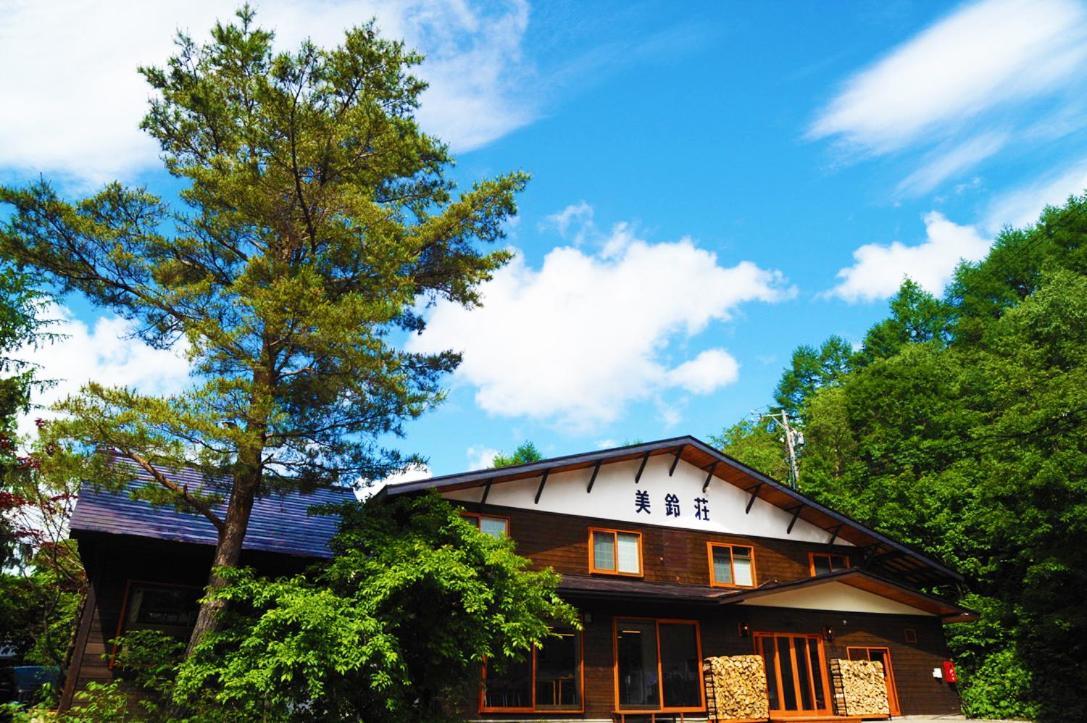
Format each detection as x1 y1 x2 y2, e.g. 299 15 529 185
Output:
754 633 831 716
847 646 900 715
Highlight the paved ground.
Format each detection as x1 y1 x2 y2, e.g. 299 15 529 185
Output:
895 713 1030 717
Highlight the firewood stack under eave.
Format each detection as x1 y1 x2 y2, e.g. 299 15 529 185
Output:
703 655 770 721
834 658 890 716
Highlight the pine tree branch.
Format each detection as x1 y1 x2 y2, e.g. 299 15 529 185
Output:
123 449 226 533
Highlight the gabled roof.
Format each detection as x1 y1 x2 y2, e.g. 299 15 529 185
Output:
555 569 974 622
377 435 963 586
70 459 355 559
718 569 975 622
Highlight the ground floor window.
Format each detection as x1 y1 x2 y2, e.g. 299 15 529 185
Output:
614 618 704 712
481 628 582 712
848 646 900 715
110 580 202 666
754 632 830 716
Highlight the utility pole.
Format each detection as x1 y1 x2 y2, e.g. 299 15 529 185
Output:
762 409 802 490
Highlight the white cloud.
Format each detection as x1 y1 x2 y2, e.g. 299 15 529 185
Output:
810 0 1087 154
827 212 991 302
14 304 191 438
0 0 534 184
542 201 595 244
406 220 791 429
897 132 1008 197
665 349 740 394
984 156 1087 232
466 445 500 469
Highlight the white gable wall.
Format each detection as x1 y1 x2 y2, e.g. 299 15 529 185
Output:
737 581 936 616
442 455 850 545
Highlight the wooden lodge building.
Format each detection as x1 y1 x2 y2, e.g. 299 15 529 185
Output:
60 437 974 721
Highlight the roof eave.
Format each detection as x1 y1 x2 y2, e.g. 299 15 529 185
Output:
719 569 974 620
378 435 963 584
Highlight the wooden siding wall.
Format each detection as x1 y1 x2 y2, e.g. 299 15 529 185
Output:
463 602 961 720
456 502 962 719
60 534 312 711
457 501 857 585
64 504 963 719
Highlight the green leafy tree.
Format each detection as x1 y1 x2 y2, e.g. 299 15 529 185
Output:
0 268 82 672
714 194 1087 721
491 441 543 468
773 335 853 419
856 279 953 365
0 267 48 568
0 7 525 654
171 493 576 721
709 417 789 482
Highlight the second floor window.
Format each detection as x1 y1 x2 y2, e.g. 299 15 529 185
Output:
708 543 755 588
589 528 642 576
810 552 850 576
463 512 509 538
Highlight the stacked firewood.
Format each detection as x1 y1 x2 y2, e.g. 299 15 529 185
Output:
834 659 890 716
703 655 770 721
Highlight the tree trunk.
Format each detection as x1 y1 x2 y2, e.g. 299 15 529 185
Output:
185 472 260 656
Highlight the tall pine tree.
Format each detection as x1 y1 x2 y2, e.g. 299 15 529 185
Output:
0 8 525 653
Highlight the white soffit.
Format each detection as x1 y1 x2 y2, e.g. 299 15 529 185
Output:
737 581 935 616
442 455 850 545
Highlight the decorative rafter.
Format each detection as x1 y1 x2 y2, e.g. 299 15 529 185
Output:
480 481 492 505
586 460 602 493
634 452 650 483
702 461 718 492
745 482 763 514
668 447 683 476
786 504 805 534
826 524 843 545
534 469 550 504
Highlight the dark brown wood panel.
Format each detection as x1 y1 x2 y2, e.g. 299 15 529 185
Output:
60 534 315 711
459 601 961 719
457 501 857 588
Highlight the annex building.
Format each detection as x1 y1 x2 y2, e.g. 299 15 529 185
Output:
60 436 973 721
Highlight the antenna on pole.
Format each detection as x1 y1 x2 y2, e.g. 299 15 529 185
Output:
761 409 802 490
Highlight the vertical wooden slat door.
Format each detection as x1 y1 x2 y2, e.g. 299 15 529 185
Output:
754 633 831 716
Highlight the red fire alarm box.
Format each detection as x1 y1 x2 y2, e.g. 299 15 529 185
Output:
942 660 958 683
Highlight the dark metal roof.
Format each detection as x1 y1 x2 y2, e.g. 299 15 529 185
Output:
69 459 356 559
557 570 974 621
377 435 964 584
558 574 727 604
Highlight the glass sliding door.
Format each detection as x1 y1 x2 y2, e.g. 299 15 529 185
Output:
659 623 701 708
754 633 830 716
615 618 705 714
482 655 532 711
616 620 659 709
535 630 581 710
482 627 582 713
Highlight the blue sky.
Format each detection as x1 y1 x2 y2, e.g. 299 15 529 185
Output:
5 0 1087 478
